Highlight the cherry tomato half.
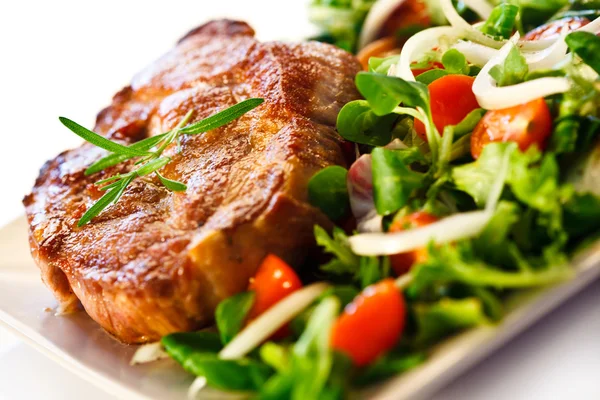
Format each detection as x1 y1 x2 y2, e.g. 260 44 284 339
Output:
414 75 480 142
524 17 590 41
248 254 303 338
388 211 438 276
331 279 406 366
470 98 553 159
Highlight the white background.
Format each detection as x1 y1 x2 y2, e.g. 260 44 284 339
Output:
0 1 598 399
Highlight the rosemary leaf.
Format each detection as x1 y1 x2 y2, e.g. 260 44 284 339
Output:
181 98 264 135
59 117 149 157
77 175 134 226
157 172 187 192
85 133 168 176
136 157 171 177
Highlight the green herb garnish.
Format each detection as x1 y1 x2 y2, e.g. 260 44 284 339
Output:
60 98 264 226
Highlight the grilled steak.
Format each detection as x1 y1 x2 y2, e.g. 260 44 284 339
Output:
23 20 361 343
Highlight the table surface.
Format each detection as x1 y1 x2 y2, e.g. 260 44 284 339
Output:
0 1 598 399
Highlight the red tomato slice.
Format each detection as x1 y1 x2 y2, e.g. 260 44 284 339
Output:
388 211 438 276
331 279 406 366
248 254 303 338
414 75 480 141
524 17 590 41
470 98 553 159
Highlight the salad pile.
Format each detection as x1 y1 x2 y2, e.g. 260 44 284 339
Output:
135 1 600 398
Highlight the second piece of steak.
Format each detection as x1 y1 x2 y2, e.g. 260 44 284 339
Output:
23 20 361 343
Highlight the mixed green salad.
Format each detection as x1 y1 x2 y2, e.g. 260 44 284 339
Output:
134 1 600 398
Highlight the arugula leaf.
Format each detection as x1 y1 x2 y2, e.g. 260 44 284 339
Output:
289 297 340 399
308 166 351 221
215 291 255 345
441 49 470 75
336 100 398 146
355 72 430 116
452 143 517 208
315 225 360 271
409 243 572 297
413 297 489 346
262 297 341 399
480 3 520 40
489 44 529 87
372 147 427 215
566 31 600 75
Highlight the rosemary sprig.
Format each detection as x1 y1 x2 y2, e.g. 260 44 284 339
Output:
59 98 264 226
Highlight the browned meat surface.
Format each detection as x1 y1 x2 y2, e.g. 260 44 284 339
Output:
23 20 361 343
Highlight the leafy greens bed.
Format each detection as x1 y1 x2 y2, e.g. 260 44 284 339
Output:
132 1 600 398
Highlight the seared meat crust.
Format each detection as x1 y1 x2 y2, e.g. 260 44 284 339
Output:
23 20 361 343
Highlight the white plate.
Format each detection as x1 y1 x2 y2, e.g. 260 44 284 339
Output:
1 216 599 400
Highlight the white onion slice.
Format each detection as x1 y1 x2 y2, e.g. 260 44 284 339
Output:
349 210 493 256
580 16 600 34
526 30 569 71
218 283 329 360
452 40 497 66
473 36 571 110
454 31 569 71
462 0 493 19
188 377 208 400
392 25 461 80
130 342 169 365
359 0 407 50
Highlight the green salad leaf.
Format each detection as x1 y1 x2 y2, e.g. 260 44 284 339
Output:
480 3 520 39
413 297 489 346
261 297 341 399
215 291 255 345
309 166 351 221
566 31 600 75
336 100 397 146
314 225 360 277
372 147 427 215
441 48 470 75
489 44 529 87
162 331 273 391
356 72 430 116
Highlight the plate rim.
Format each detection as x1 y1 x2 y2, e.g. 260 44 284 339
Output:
1 215 600 400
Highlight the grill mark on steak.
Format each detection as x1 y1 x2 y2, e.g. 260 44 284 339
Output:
23 20 361 343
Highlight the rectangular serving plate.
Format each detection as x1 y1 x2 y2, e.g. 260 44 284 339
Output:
1 216 599 400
